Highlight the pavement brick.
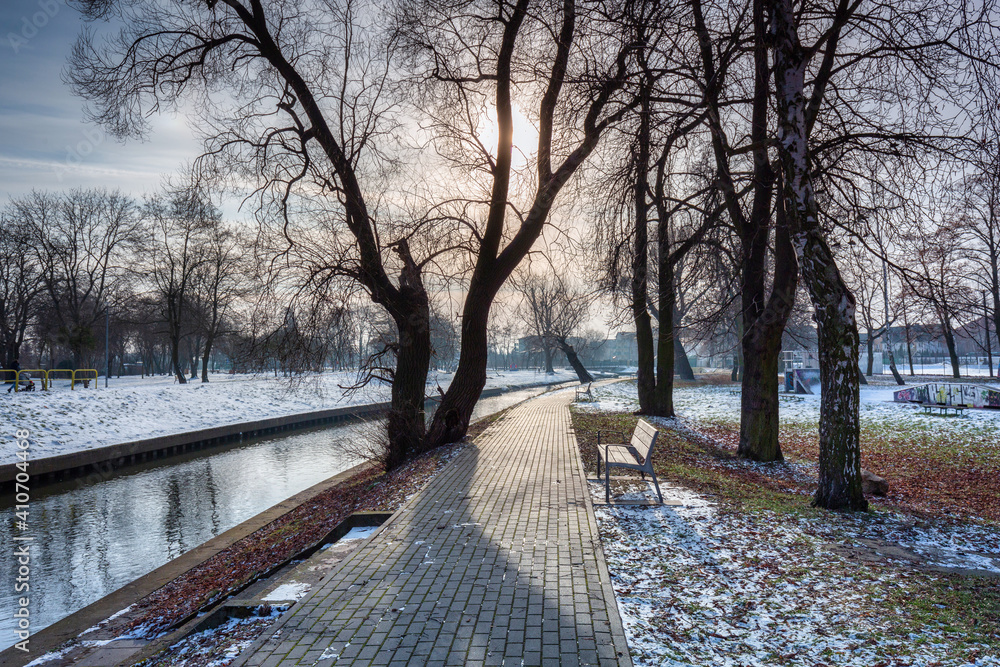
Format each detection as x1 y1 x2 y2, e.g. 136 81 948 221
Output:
234 390 631 666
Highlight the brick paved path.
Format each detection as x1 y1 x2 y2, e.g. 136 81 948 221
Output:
235 389 632 667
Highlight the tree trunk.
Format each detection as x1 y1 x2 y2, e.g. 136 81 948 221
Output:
543 344 555 374
652 260 676 417
811 287 867 510
992 288 999 377
738 212 796 461
3 342 18 371
941 316 961 378
770 0 866 510
739 333 783 460
674 334 695 381
904 319 916 375
632 83 656 415
170 333 186 384
888 347 905 385
201 335 214 382
865 334 874 376
424 296 490 447
556 337 593 383
385 307 431 469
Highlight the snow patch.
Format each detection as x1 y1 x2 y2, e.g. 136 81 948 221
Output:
261 582 311 602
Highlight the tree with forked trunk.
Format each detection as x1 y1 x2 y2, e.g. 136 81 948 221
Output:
403 0 639 447
690 0 799 461
145 182 221 384
0 212 45 370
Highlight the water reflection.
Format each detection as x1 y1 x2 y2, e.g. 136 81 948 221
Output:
0 383 558 650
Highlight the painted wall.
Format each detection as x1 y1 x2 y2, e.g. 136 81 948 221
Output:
893 383 1000 408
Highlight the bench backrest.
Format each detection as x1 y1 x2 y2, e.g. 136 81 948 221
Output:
631 419 659 464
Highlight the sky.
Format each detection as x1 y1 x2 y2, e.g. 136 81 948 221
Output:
0 0 613 334
0 0 202 205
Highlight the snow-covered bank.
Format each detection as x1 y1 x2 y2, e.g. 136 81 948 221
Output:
1 369 580 464
577 379 1000 438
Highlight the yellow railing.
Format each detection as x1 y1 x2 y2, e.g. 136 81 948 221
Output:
3 368 101 391
1 369 49 392
46 368 73 389
73 369 98 389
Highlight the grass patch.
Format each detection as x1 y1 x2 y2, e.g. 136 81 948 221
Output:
885 573 1000 650
571 408 820 517
574 403 1000 658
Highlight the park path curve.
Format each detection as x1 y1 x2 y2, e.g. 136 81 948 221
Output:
235 388 632 667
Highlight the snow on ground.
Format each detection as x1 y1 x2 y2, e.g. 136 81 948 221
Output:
260 583 311 602
0 369 579 464
593 481 1000 667
579 379 1000 665
577 378 1000 438
337 526 379 541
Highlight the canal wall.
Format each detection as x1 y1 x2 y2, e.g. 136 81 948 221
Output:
0 463 380 667
0 402 391 489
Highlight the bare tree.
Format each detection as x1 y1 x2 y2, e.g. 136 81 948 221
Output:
513 268 594 383
901 218 973 378
17 189 140 368
960 132 1000 376
843 244 888 378
190 223 247 382
768 0 871 510
689 0 799 460
398 0 636 447
70 0 434 467
0 212 45 369
145 183 220 384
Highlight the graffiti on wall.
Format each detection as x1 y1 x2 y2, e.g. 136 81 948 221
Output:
983 388 1000 408
894 383 1000 409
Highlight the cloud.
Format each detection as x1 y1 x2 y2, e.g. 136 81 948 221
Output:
0 0 202 202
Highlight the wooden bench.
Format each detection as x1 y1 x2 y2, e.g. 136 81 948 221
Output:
596 419 663 504
575 382 593 400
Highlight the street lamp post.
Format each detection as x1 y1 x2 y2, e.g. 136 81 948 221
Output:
105 306 110 388
985 290 994 378
882 257 904 384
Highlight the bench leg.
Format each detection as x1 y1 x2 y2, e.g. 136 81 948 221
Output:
649 467 663 504
606 464 611 504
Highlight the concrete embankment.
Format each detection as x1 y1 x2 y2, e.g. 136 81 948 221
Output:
0 462 377 667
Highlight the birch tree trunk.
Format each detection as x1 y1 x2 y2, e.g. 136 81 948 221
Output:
769 0 867 511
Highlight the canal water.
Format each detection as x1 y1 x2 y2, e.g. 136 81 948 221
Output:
1 384 562 650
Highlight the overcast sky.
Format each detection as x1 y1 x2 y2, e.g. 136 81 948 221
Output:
0 0 201 205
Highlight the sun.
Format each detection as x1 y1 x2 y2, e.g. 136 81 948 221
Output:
476 105 539 167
